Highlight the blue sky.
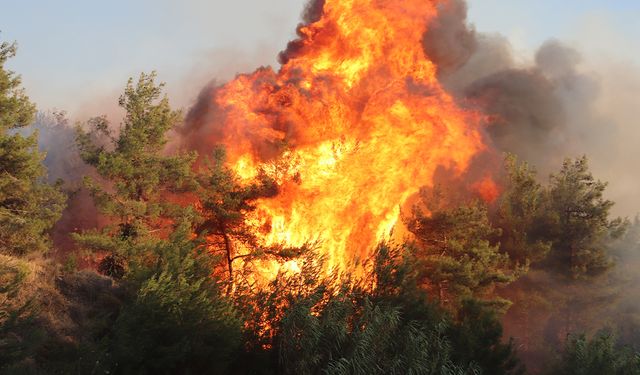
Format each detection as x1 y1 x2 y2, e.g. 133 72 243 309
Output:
1 1 639 115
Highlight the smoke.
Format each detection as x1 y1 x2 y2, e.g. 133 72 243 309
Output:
179 1 640 218
278 0 326 65
419 2 640 370
179 67 287 163
29 111 89 184
19 112 101 255
422 0 477 77
422 0 640 217
21 0 636 252
177 81 224 158
16 1 639 366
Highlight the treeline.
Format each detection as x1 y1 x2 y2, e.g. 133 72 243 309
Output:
1 40 640 375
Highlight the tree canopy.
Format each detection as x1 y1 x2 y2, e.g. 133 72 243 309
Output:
74 72 196 277
0 38 64 255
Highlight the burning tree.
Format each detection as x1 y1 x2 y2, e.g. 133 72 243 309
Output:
181 0 490 278
197 147 278 284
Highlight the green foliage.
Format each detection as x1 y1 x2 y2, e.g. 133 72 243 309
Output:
237 244 520 375
0 301 44 375
544 156 627 278
282 299 469 375
2 43 632 372
197 146 280 283
0 39 35 131
62 253 78 274
106 223 242 374
0 38 65 255
407 199 513 309
76 72 196 213
65 74 249 374
74 72 196 274
0 256 45 374
375 246 519 374
449 299 523 375
497 155 551 266
496 154 625 279
497 155 633 372
552 331 640 375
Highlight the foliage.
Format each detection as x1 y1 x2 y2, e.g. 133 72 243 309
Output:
196 146 285 284
449 299 523 375
496 154 625 278
497 155 551 267
74 72 196 275
0 256 45 374
551 331 640 375
543 156 627 278
105 222 242 374
3 35 638 374
0 40 34 132
407 198 513 309
0 38 65 255
236 244 520 375
497 155 633 372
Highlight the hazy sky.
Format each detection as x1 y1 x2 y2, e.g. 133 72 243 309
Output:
1 0 639 115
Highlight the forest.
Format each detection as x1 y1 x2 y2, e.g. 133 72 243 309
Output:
3 1 640 374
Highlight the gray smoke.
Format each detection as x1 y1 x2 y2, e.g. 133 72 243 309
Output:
423 0 640 217
422 2 640 371
20 112 101 253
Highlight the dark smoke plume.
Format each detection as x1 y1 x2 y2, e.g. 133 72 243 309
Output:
421 2 640 371
423 0 638 216
21 2 638 368
422 0 477 76
180 0 639 217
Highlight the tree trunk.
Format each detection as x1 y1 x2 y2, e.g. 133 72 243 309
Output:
222 230 234 293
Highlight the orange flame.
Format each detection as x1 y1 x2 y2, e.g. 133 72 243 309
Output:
206 0 487 275
472 176 500 203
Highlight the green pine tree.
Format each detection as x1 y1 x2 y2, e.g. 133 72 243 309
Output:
106 221 242 374
0 38 65 255
545 156 627 278
74 72 196 278
552 331 640 375
238 244 521 375
497 154 551 267
407 196 513 310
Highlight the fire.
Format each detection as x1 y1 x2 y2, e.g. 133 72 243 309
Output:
472 176 500 203
204 0 487 275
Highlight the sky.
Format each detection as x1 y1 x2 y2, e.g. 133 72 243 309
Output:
1 0 639 115
2 0 640 216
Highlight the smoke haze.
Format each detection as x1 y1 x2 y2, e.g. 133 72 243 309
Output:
15 2 640 372
425 0 640 217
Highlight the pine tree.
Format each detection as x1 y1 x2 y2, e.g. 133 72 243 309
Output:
497 154 551 267
553 331 640 375
196 147 307 289
238 244 520 375
107 221 242 374
197 147 274 281
0 255 44 373
407 198 513 309
545 156 626 278
0 38 65 255
74 72 196 277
